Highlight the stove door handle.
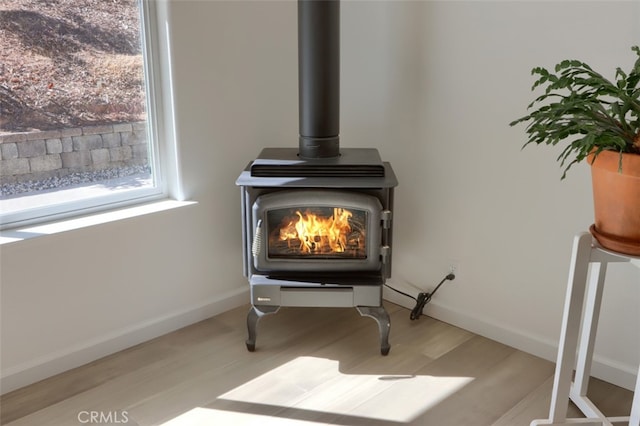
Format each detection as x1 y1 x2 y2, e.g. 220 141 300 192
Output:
252 219 263 258
381 210 392 229
380 245 391 278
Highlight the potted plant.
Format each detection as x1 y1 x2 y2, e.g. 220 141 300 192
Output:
510 46 640 255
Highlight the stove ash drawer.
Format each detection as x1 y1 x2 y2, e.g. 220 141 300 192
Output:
251 285 382 308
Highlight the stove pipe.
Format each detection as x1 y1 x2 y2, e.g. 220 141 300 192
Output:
298 0 340 159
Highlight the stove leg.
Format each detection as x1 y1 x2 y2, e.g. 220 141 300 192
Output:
356 306 391 355
246 305 279 352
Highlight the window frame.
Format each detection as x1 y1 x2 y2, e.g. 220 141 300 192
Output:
0 0 178 230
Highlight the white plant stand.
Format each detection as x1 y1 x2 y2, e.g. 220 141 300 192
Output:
532 232 640 426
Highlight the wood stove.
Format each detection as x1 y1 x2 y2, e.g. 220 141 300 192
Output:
236 0 398 355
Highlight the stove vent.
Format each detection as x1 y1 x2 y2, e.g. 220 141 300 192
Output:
249 148 386 178
250 164 385 178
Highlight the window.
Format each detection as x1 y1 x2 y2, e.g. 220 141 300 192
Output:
0 0 175 230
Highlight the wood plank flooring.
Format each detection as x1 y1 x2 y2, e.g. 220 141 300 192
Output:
1 302 634 426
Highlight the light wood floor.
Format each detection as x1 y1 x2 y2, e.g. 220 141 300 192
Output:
1 302 634 426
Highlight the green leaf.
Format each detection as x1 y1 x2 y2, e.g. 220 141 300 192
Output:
510 46 640 177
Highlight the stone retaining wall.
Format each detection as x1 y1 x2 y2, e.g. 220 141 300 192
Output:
0 122 148 185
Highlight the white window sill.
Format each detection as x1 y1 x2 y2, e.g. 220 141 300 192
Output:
0 199 196 245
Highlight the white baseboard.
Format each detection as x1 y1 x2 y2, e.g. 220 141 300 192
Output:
383 288 637 391
1 287 249 395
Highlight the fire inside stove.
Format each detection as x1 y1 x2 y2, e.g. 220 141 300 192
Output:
267 206 367 259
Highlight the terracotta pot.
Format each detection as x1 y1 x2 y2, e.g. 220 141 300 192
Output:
588 149 640 255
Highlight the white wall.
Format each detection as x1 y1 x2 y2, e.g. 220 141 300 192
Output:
361 1 640 388
1 0 638 393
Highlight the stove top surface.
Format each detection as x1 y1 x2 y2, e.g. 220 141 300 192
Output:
236 148 398 188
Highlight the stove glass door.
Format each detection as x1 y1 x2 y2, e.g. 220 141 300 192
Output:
267 206 367 259
252 189 382 272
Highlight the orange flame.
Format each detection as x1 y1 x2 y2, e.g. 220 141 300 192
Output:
278 208 354 254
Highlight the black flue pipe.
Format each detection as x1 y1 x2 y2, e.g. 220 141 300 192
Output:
298 0 340 159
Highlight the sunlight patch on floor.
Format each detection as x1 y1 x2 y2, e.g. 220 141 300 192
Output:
161 356 474 425
161 407 326 426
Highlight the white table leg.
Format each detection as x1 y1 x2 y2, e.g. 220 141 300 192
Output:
549 233 594 422
571 261 607 405
630 363 640 426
